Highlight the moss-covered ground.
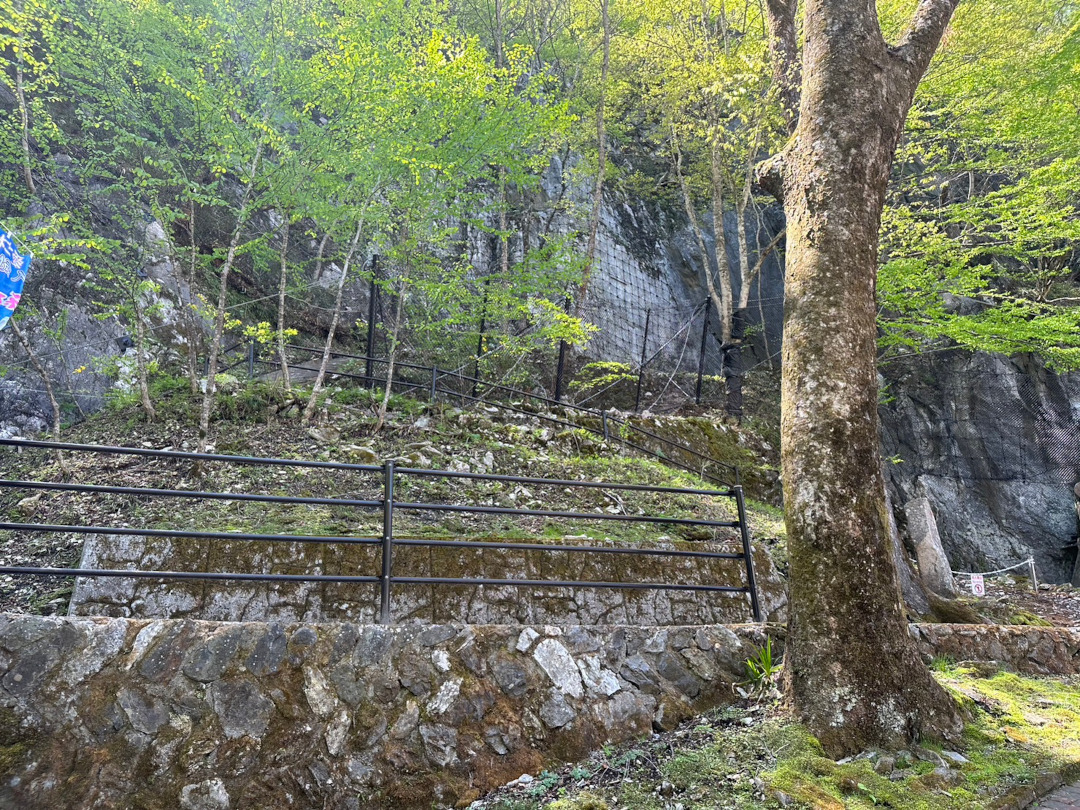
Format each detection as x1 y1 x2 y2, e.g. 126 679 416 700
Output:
476 663 1080 810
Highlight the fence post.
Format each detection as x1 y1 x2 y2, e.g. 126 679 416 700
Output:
247 339 256 379
601 412 609 441
733 485 762 622
365 256 378 388
634 308 651 412
430 366 439 402
379 460 395 625
695 299 711 405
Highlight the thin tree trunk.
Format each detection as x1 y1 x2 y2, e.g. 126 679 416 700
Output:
724 180 756 421
10 319 67 474
495 0 511 281
577 0 610 307
15 58 35 195
764 0 965 756
276 220 292 392
184 200 201 395
197 142 265 454
499 168 510 277
302 220 364 425
375 277 407 433
672 134 715 315
133 304 156 421
709 145 733 345
313 232 332 281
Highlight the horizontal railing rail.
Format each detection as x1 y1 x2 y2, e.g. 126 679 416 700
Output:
249 343 741 487
0 438 761 622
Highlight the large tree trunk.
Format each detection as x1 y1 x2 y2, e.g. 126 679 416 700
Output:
765 0 965 756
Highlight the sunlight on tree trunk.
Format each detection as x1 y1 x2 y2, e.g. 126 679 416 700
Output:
762 0 967 755
15 59 35 195
197 141 265 455
302 220 364 425
375 274 408 433
276 220 292 393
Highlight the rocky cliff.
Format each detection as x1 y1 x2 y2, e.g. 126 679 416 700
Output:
881 351 1080 584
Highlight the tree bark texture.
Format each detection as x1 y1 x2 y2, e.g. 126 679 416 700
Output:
276 220 292 393
764 0 801 134
577 0 610 309
771 0 964 755
302 220 364 425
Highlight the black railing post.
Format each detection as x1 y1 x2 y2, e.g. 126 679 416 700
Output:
379 460 395 624
695 299 711 405
733 485 761 622
634 308 651 412
247 339 256 379
602 412 609 441
365 257 378 388
430 366 439 402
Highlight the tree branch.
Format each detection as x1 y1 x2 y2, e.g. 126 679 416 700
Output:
754 150 788 203
765 0 800 134
891 0 961 84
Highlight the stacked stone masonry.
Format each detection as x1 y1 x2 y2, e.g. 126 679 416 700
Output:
0 615 770 809
69 534 788 625
0 615 1076 809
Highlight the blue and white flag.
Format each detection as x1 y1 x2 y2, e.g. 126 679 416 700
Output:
0 224 31 331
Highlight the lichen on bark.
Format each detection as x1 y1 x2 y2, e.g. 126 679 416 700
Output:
761 0 967 755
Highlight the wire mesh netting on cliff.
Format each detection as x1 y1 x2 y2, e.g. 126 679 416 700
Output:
883 367 1080 486
224 277 761 414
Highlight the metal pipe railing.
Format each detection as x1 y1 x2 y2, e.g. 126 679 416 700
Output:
0 439 761 623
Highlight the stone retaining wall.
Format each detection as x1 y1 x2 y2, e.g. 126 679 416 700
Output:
70 534 787 625
0 614 771 809
911 623 1080 675
1 616 1074 810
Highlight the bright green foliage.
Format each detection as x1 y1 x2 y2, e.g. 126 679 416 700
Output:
6 0 1080 388
879 2 1080 369
0 0 64 200
3 0 583 394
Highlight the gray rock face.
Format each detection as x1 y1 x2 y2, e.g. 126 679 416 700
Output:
180 779 231 810
904 498 957 598
882 351 1080 583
